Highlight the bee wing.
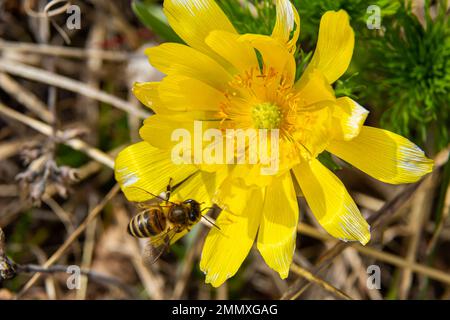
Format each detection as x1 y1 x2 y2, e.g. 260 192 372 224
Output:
134 198 160 209
142 239 168 266
142 227 179 266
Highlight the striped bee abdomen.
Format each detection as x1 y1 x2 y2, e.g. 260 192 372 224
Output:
128 208 167 238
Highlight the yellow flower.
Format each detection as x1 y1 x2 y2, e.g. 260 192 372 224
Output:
115 0 434 287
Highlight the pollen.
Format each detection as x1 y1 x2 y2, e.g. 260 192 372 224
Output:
252 102 282 129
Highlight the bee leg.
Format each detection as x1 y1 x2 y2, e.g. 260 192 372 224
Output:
165 177 173 201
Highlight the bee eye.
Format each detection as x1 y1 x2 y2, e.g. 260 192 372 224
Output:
189 212 197 221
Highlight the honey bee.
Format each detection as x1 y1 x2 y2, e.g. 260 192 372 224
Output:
127 178 218 264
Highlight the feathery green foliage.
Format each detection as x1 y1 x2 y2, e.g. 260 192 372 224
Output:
360 0 450 151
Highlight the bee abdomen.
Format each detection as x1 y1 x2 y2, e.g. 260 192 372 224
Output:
128 209 167 238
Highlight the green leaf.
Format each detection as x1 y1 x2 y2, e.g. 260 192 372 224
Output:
318 151 342 172
132 0 183 43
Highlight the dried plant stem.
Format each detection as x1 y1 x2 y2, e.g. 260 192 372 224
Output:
427 151 450 253
16 184 120 298
216 282 228 300
16 264 136 298
42 196 75 234
0 73 53 123
0 102 114 168
0 138 41 161
352 192 384 212
75 20 105 146
77 214 98 300
0 184 19 197
0 40 131 61
399 174 436 299
24 0 71 19
342 249 383 300
290 264 353 300
29 247 57 299
429 187 450 250
0 59 151 119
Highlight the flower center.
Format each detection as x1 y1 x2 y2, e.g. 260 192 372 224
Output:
251 102 282 129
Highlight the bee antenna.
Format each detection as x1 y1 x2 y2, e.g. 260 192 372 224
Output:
201 215 221 231
128 186 177 205
200 206 214 213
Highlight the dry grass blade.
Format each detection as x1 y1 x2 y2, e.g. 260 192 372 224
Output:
0 73 53 123
399 174 437 299
0 139 40 161
427 151 450 253
24 0 71 18
290 264 353 300
16 264 137 298
77 215 98 300
0 40 132 61
42 196 75 234
16 184 120 298
0 59 151 119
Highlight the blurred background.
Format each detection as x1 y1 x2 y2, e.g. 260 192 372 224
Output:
0 0 448 300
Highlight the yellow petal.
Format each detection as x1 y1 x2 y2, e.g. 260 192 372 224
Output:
238 34 296 85
132 82 162 114
158 75 224 112
205 30 259 73
140 115 221 150
272 0 300 53
213 177 253 215
200 188 264 287
327 126 434 184
294 68 336 108
163 0 237 60
293 159 370 244
304 10 354 84
257 173 298 278
145 43 232 91
228 164 275 187
114 142 198 202
133 79 223 115
171 167 231 207
293 106 333 159
331 97 369 141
